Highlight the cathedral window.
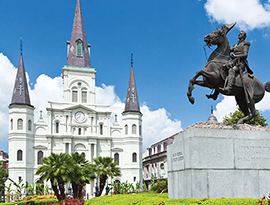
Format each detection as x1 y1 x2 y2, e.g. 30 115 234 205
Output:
114 153 119 165
17 119 23 130
17 150 23 161
28 120 32 131
11 119 13 130
132 124 137 134
78 128 82 135
100 124 103 135
56 122 59 133
139 125 142 136
82 152 85 158
125 125 128 135
37 151 43 165
76 39 83 57
132 152 137 163
82 90 87 103
72 90 78 102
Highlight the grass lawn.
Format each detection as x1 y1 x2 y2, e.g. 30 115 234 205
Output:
85 192 264 205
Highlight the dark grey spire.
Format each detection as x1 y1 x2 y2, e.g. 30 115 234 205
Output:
10 50 32 107
67 0 91 67
124 53 141 113
207 106 218 123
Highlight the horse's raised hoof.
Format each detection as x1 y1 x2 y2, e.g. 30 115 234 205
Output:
206 94 218 100
188 96 195 104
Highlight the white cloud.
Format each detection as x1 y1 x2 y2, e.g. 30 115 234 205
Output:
204 0 270 30
30 74 63 120
96 84 182 150
214 96 237 122
0 53 182 151
214 92 270 122
141 104 182 150
0 53 17 141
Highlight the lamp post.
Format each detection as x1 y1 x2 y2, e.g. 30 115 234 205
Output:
95 177 99 197
68 184 72 196
2 176 7 203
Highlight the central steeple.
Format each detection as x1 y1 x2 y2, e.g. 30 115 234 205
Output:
67 0 91 67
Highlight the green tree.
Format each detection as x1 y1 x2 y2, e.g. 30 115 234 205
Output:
36 153 70 201
68 153 95 199
223 107 268 126
0 161 8 196
93 156 121 196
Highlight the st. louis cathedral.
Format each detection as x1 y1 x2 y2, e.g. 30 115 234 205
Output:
8 0 142 198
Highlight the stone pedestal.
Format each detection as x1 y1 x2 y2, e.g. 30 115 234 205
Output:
167 123 270 199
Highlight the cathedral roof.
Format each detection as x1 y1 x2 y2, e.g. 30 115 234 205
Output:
10 53 33 107
67 0 91 68
123 54 141 114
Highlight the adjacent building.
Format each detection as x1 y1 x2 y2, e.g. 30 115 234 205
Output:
0 150 8 171
8 0 142 198
142 133 176 189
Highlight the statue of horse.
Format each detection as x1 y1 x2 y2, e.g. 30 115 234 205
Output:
187 23 270 124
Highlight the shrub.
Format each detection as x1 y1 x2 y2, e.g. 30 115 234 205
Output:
151 179 167 193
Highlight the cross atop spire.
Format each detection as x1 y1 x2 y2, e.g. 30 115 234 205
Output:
20 37 23 54
67 0 91 67
10 47 33 108
123 53 141 114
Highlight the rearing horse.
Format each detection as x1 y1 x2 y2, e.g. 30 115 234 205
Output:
187 23 270 124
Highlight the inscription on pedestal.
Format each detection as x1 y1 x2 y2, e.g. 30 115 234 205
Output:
235 140 270 169
172 151 184 162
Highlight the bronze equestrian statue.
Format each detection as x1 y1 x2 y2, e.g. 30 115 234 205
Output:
187 23 270 124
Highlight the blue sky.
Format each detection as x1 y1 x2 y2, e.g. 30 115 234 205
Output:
1 0 270 152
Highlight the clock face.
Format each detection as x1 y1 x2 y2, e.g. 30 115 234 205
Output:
75 111 85 122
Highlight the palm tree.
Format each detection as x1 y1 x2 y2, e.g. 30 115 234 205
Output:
68 153 95 198
35 153 71 201
93 156 121 196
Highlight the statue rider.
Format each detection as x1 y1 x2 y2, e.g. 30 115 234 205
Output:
219 30 253 94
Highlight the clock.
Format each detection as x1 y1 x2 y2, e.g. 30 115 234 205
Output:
75 111 85 122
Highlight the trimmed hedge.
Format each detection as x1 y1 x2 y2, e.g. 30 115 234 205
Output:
85 192 265 205
1 198 58 205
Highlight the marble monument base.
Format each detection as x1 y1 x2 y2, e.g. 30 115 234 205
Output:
167 123 270 199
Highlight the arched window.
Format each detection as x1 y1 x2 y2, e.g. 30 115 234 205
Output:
100 124 103 135
10 119 13 130
82 152 85 158
114 153 119 165
72 90 78 102
78 128 82 135
17 150 23 161
132 124 137 134
56 122 59 133
81 90 87 103
125 125 128 135
28 120 32 131
76 39 83 57
37 151 43 165
139 125 142 136
132 152 137 163
17 119 23 130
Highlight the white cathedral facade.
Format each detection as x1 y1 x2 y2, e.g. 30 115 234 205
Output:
8 0 142 198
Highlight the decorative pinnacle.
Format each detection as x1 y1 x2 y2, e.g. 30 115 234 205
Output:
131 53 133 67
20 37 23 54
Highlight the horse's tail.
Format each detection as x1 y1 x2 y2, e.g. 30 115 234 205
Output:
264 81 270 92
